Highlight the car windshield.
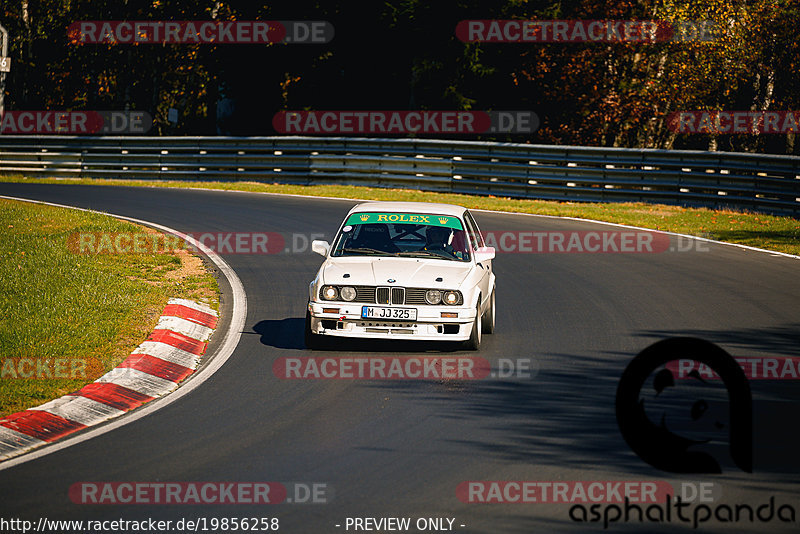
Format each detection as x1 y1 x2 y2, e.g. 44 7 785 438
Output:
331 212 471 262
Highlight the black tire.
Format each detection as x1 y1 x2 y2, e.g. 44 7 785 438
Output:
304 310 322 350
463 304 482 350
481 287 495 334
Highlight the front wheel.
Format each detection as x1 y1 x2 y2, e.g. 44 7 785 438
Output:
462 305 482 350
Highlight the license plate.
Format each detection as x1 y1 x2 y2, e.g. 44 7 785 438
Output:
361 306 417 321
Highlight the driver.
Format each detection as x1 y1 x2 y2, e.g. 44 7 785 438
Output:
423 226 455 256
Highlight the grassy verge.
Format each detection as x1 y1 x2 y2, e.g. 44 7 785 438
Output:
0 198 219 417
1 175 798 256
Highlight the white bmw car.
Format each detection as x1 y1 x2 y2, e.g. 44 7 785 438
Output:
305 201 496 350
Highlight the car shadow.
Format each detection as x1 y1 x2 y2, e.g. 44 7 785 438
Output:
252 318 306 350
251 317 468 353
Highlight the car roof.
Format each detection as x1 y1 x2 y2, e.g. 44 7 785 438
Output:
347 201 467 218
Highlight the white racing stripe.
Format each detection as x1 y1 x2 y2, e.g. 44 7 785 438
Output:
155 315 214 341
131 341 202 369
168 297 218 317
28 396 125 427
96 368 179 397
0 427 46 457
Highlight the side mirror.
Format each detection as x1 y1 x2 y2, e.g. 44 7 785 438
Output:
474 246 495 264
312 240 331 257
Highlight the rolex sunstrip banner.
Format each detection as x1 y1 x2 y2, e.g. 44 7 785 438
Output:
344 213 463 230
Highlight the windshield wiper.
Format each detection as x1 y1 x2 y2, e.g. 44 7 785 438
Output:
341 247 392 255
395 250 453 259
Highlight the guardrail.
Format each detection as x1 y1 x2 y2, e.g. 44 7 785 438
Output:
0 136 798 216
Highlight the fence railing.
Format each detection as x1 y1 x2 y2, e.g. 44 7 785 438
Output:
1 136 798 216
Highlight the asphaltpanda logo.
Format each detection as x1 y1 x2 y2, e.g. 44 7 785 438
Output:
616 337 752 473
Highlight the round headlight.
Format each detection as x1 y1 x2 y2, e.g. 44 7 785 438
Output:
425 290 442 305
340 286 357 301
322 286 339 300
443 291 460 305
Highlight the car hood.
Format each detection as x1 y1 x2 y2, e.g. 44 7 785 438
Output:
322 257 472 288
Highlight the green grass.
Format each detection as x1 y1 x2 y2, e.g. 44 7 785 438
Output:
2 175 797 256
0 198 219 416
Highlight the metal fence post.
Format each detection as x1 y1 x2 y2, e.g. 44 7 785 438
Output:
0 23 9 116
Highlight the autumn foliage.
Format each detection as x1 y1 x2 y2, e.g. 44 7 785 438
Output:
1 0 797 153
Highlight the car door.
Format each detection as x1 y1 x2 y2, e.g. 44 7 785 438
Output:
463 210 492 312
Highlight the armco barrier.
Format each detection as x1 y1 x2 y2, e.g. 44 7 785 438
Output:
0 136 798 216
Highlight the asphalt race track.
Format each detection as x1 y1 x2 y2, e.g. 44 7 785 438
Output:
1 183 799 533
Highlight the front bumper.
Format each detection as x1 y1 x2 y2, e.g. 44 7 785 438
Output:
308 301 476 341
